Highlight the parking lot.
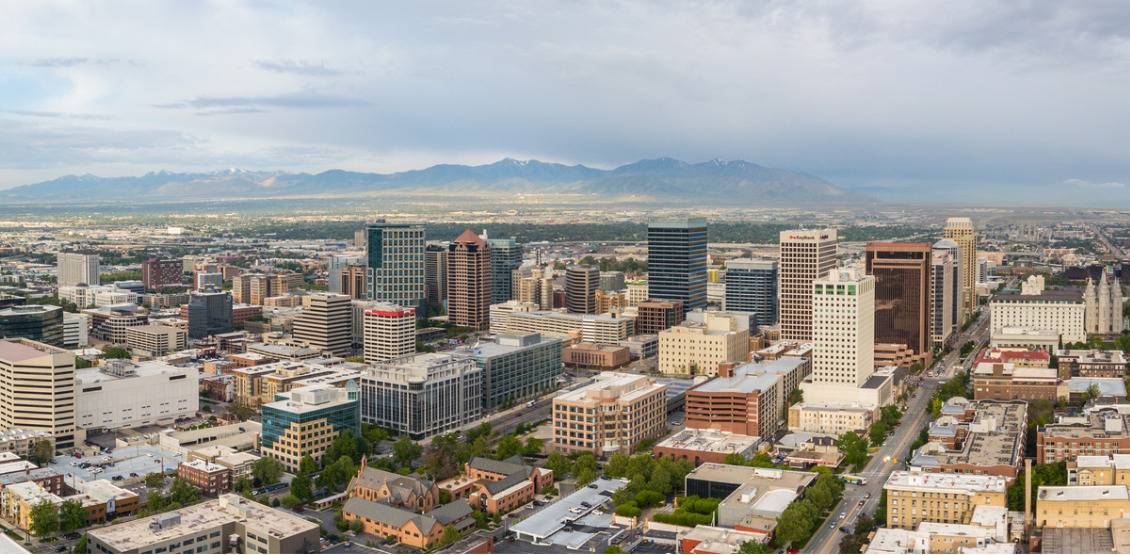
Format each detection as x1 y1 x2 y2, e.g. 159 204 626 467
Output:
48 443 186 486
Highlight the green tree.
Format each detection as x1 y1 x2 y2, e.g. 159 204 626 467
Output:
169 477 201 505
299 455 318 475
837 431 869 468
737 540 773 553
787 388 803 405
147 489 168 513
605 546 627 554
145 472 165 489
101 345 132 359
59 498 86 533
425 433 461 481
441 524 460 547
349 519 363 533
29 498 59 538
472 510 488 529
234 475 252 495
496 434 524 460
290 473 313 501
32 439 53 466
392 434 422 468
545 452 572 479
280 494 300 509
522 437 545 456
74 534 89 554
252 457 284 486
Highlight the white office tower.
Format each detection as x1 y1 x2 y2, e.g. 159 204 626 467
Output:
779 230 838 342
363 304 416 363
57 251 100 287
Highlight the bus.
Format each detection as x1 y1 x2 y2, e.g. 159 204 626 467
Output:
841 475 867 486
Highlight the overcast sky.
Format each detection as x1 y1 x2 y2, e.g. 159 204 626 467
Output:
3 1 1130 204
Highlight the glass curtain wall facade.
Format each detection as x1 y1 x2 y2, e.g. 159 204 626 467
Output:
865 243 933 362
647 218 707 310
366 222 426 310
0 305 64 346
486 238 522 304
723 260 778 326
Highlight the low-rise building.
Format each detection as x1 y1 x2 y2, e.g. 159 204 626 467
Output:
0 429 53 459
500 311 634 345
125 324 188 357
1066 378 1127 404
342 496 474 549
683 463 817 528
685 357 811 439
678 526 769 554
658 311 751 376
76 359 199 432
989 326 1061 352
1 480 62 531
619 334 658 359
1069 454 1130 486
971 362 1059 402
787 404 874 435
1036 485 1130 528
976 347 1050 369
87 494 320 554
551 372 666 457
466 456 548 516
653 428 760 466
909 399 1027 482
562 342 630 369
348 460 440 512
178 459 232 497
1057 349 1128 380
990 287 1086 344
1038 410 1130 464
883 471 1008 530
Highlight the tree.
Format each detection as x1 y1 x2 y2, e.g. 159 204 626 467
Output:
522 437 545 456
280 494 300 509
101 345 132 359
145 472 165 489
349 519 363 533
234 475 252 495
32 440 53 466
290 473 313 501
169 477 201 505
787 388 803 405
29 499 59 538
738 540 773 554
147 489 168 513
441 525 460 547
59 498 86 533
605 546 627 554
299 455 318 476
252 457 284 486
545 452 572 479
472 510 488 529
74 534 88 554
496 434 524 460
837 431 869 468
392 434 422 468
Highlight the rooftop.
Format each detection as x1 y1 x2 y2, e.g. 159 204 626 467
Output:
89 494 317 551
1043 410 1130 440
1039 485 1130 501
1068 378 1127 396
911 401 1027 470
692 358 808 394
656 429 760 455
992 290 1084 302
554 372 664 405
0 339 65 363
884 471 1007 494
1056 349 1128 365
686 463 818 491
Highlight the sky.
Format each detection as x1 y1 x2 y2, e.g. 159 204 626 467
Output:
3 1 1130 205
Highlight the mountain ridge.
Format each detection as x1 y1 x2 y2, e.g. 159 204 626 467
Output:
2 158 876 205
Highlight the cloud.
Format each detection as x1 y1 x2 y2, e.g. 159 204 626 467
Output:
1064 178 1126 188
154 93 369 111
3 110 115 121
253 60 344 76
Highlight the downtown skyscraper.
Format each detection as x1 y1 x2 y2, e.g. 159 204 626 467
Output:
447 230 492 331
647 218 707 310
724 259 778 326
944 217 977 322
365 221 426 310
779 229 838 342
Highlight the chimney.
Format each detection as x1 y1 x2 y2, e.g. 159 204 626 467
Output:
1024 458 1032 532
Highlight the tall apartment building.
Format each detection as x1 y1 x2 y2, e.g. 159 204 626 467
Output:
363 304 416 363
292 293 352 357
424 244 449 306
187 290 233 340
810 266 875 387
565 265 599 314
658 311 751 376
883 471 1007 530
514 266 554 310
340 264 366 300
595 289 628 314
931 242 958 346
451 332 563 409
0 339 78 448
261 384 360 471
447 230 491 331
866 243 933 367
141 258 182 291
724 259 778 326
0 305 64 347
636 300 685 335
485 237 522 304
779 229 837 342
685 357 811 439
231 273 289 305
360 354 482 439
327 254 364 294
365 221 426 309
56 251 100 287
551 372 666 457
944 217 977 321
648 218 707 310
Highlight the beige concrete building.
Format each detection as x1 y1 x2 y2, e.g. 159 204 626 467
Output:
125 324 187 357
1069 455 1130 486
1036 485 1130 528
0 339 78 449
87 494 320 554
658 311 750 376
787 404 874 435
501 311 633 345
883 471 1007 530
293 293 352 357
362 304 416 363
990 279 1086 345
944 217 977 322
779 229 837 342
551 372 666 457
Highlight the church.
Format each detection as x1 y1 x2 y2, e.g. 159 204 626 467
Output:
1084 267 1125 335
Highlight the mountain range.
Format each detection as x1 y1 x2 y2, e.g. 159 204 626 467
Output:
2 158 874 206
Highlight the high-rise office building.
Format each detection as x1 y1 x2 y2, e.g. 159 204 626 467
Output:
944 218 977 322
636 300 685 335
360 353 483 439
57 251 100 287
565 265 599 314
933 239 964 341
779 229 838 342
724 259 778 326
187 290 233 340
424 244 449 306
293 293 352 357
600 272 626 292
515 267 554 310
865 243 933 366
365 222 425 309
647 218 707 310
485 237 522 304
141 259 182 291
0 305 64 347
451 332 563 410
0 339 78 448
327 254 364 294
930 246 956 346
363 304 416 363
810 266 875 386
340 265 366 300
447 230 491 331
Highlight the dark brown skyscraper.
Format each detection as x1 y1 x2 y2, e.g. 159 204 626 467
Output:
565 265 599 314
865 242 933 367
636 300 685 335
447 230 491 331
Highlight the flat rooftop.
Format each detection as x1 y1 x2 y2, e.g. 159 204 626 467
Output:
884 471 1007 494
1039 485 1130 502
510 477 624 542
692 358 807 394
993 290 1084 302
686 463 818 491
656 429 759 454
1057 349 1127 365
1043 410 1130 440
89 494 317 551
555 372 664 404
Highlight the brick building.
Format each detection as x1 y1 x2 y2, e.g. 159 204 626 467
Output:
971 362 1059 402
910 399 1027 482
636 300 685 335
177 459 232 497
141 258 183 291
465 455 553 515
685 357 811 439
562 343 630 369
1038 411 1130 464
1056 349 1127 380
